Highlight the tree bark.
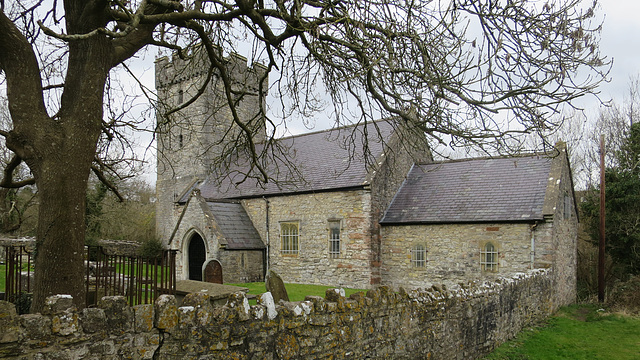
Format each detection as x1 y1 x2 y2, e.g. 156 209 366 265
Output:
28 39 109 311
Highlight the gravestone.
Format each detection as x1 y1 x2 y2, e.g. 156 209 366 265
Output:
203 259 223 284
265 270 289 303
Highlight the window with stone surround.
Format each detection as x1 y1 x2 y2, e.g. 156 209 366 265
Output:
177 89 184 104
411 244 427 267
280 222 299 255
564 193 572 219
328 220 341 258
480 242 498 272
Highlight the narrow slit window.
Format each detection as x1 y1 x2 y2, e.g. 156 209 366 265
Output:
329 220 341 259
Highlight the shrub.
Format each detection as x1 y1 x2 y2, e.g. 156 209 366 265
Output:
607 276 640 315
138 238 164 259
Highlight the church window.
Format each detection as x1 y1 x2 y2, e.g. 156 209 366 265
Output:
411 244 427 267
481 242 499 272
177 89 184 104
280 222 299 255
178 133 184 149
564 193 572 219
328 220 341 258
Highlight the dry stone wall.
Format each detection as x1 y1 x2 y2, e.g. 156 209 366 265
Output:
1 270 557 359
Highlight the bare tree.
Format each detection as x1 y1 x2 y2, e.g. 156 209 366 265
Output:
0 95 37 234
0 0 609 311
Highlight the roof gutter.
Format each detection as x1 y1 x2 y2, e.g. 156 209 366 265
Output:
379 218 545 226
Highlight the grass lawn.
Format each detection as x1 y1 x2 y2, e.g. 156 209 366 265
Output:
226 282 368 302
484 304 640 360
0 264 5 291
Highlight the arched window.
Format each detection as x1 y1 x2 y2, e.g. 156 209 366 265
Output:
481 242 498 272
280 222 299 255
177 89 184 104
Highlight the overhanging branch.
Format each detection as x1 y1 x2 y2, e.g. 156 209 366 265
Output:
91 162 125 202
0 154 35 189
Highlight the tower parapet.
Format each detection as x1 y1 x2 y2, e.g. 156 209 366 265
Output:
155 46 268 97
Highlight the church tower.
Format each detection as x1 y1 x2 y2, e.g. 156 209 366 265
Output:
155 47 268 243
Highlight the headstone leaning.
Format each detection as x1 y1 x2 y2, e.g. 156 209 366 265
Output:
265 270 289 303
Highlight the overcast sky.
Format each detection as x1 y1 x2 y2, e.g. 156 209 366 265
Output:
6 1 628 184
277 0 640 134
587 0 640 110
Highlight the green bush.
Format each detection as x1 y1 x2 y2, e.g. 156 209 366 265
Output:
13 292 32 315
138 238 164 259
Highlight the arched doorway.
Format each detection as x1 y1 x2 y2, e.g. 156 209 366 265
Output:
188 233 206 281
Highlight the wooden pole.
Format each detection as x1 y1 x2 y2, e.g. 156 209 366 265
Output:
599 134 606 303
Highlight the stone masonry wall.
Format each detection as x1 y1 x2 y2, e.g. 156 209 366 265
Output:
217 250 264 283
367 127 431 286
546 148 579 305
0 270 558 359
168 194 221 281
380 223 536 290
242 190 374 289
168 193 265 283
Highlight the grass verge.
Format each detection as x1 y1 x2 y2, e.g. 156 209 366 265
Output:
484 304 640 360
227 282 368 302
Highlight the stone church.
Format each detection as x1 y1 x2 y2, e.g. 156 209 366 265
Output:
155 48 578 303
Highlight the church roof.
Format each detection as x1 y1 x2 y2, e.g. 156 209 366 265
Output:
207 201 265 250
380 155 553 224
197 120 396 200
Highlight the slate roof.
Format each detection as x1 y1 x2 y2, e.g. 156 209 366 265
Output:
207 201 264 250
197 120 396 200
380 155 552 224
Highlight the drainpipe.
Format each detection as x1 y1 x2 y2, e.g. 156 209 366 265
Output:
530 221 539 270
264 197 270 277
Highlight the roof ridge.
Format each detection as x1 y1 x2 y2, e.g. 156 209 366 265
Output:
274 118 394 142
417 152 551 166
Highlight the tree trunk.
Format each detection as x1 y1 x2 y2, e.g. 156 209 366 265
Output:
30 153 95 312
1 3 148 313
27 47 109 313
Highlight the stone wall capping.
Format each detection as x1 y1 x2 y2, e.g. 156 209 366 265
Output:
42 294 75 315
97 296 133 335
257 292 278 320
304 295 326 313
0 300 23 344
324 288 345 302
154 294 178 330
80 307 106 334
132 304 154 333
2 271 563 358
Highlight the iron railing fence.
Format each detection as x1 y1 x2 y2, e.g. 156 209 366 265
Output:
2 245 33 304
1 242 176 307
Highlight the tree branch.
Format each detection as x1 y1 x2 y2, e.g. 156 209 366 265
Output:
0 11 49 148
91 162 125 202
0 154 35 189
